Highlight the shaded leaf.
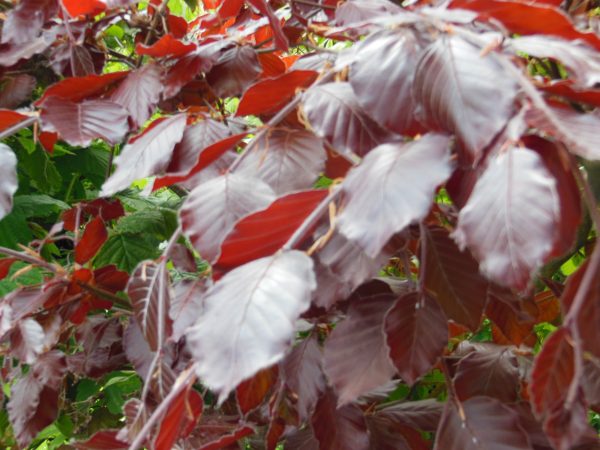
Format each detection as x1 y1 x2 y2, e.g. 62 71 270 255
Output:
453 147 560 290
206 45 261 98
216 189 328 269
0 74 36 108
180 172 275 262
324 289 396 404
337 133 452 257
236 366 278 415
372 399 444 432
384 292 448 385
73 430 129 449
413 34 517 161
187 250 315 403
236 128 326 195
127 261 173 351
101 114 187 196
302 82 391 157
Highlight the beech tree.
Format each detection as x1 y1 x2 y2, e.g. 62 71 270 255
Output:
0 0 600 448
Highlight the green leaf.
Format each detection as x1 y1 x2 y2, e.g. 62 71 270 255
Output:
56 144 110 189
0 261 44 296
94 233 160 272
76 379 101 403
0 211 32 250
12 195 69 219
115 208 178 240
18 147 62 194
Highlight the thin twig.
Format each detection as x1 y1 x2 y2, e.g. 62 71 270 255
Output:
293 0 337 10
0 116 37 140
0 246 59 273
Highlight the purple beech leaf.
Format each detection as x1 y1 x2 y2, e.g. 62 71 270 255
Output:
206 45 261 98
335 0 402 26
384 292 448 385
40 97 129 147
423 226 489 331
282 334 326 421
236 128 326 195
1 0 58 45
302 82 392 157
110 62 164 127
336 133 452 257
169 279 206 341
349 28 422 135
0 30 57 67
323 290 396 405
127 261 173 352
372 399 444 432
452 147 561 291
101 114 187 196
413 34 518 161
179 172 276 262
434 396 532 450
0 74 36 109
187 250 315 404
10 318 44 364
0 143 18 220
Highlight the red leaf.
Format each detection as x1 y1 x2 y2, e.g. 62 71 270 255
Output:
110 62 164 127
337 133 452 257
136 34 197 58
434 396 531 450
180 173 275 262
216 190 328 269
36 72 128 106
236 128 326 195
62 0 106 17
384 292 448 385
236 366 278 415
530 327 575 417
75 216 108 264
206 45 262 98
349 28 422 135
101 114 187 196
450 0 600 52
247 0 289 51
198 425 255 450
323 287 396 404
453 346 520 402
154 132 246 189
237 70 317 117
311 389 369 450
94 265 129 293
539 80 600 108
0 143 18 221
127 261 173 351
38 131 58 153
453 147 561 291
0 110 28 133
40 96 129 147
258 52 286 78
423 227 488 331
154 385 203 450
73 430 129 449
187 251 315 403
302 82 392 157
485 293 536 347
282 334 326 421
413 34 517 161
0 258 16 280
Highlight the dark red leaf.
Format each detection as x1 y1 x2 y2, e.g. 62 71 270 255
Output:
453 147 561 291
366 418 426 450
136 34 197 58
198 425 255 450
40 96 129 147
75 216 108 264
349 28 422 135
0 258 16 281
236 366 278 415
323 289 396 404
110 62 164 127
0 143 18 221
187 251 315 403
1 0 58 45
154 385 203 450
206 45 262 97
434 396 532 450
283 334 326 421
73 430 129 449
216 190 328 269
0 74 36 108
485 292 536 347
539 80 600 108
127 261 173 351
384 292 448 385
94 265 129 293
544 395 597 450
311 389 369 450
101 114 187 196
258 52 286 78
337 134 452 257
423 227 488 331
236 128 326 195
450 0 600 52
63 0 106 17
180 172 275 262
247 0 289 51
530 327 575 417
413 34 517 161
372 399 444 433
237 70 317 117
36 72 128 106
302 82 392 157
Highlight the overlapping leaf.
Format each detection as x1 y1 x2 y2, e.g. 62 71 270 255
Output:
336 133 452 257
453 147 560 290
413 34 517 161
179 173 275 262
187 251 315 403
